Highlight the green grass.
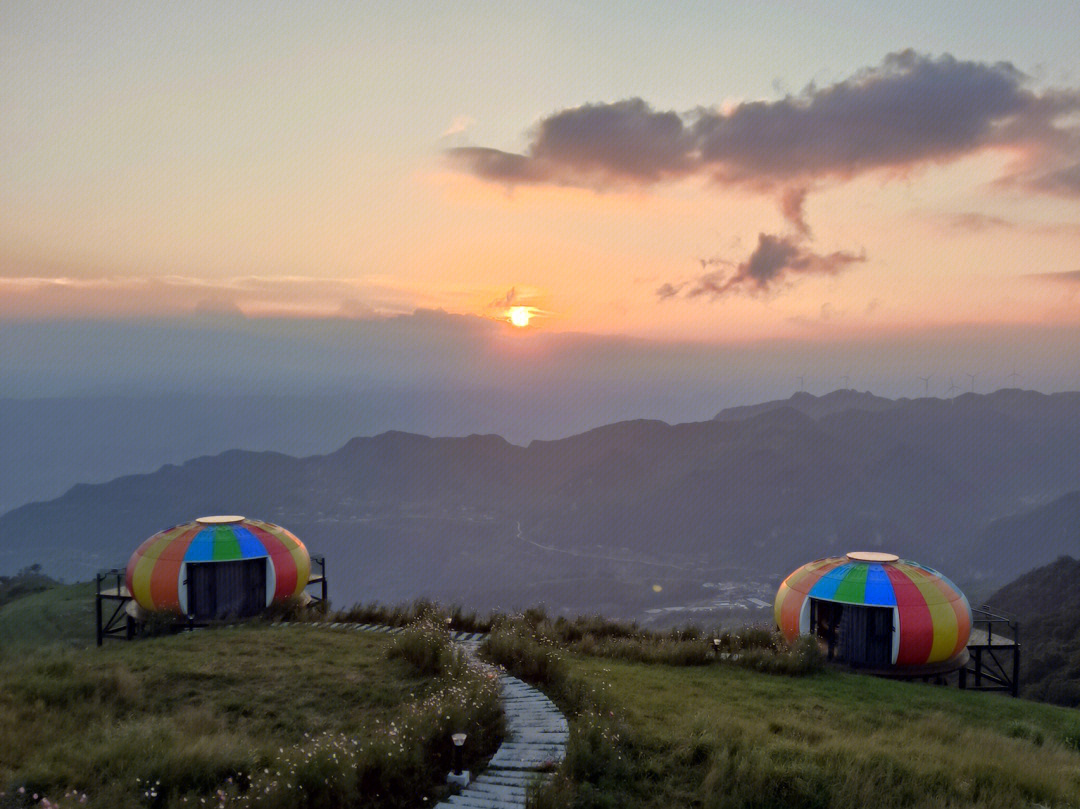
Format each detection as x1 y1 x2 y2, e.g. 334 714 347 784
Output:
0 582 96 653
0 625 501 809
538 653 1080 809
0 569 59 611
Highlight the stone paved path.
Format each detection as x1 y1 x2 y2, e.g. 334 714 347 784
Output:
275 621 567 808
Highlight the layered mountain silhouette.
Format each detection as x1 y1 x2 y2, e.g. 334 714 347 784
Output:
2 389 1078 614
714 389 898 421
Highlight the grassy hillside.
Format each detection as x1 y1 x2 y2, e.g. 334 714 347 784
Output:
551 656 1080 808
0 581 96 653
477 616 1080 809
0 568 58 610
0 625 501 809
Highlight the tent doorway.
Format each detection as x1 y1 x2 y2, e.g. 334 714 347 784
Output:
186 558 267 621
810 599 893 668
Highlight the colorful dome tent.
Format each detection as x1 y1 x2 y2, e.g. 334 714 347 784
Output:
775 552 971 671
126 516 310 621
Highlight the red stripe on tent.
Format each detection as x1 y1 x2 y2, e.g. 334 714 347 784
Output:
247 524 297 600
886 566 933 665
150 558 182 611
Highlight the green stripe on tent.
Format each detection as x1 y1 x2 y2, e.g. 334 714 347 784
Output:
212 526 243 560
832 563 869 603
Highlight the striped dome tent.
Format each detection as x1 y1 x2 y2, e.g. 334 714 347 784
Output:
775 552 971 668
126 516 310 619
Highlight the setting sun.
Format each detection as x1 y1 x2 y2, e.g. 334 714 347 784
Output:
509 306 531 327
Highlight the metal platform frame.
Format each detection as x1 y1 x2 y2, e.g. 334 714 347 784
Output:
307 554 328 608
95 568 134 646
959 605 1020 697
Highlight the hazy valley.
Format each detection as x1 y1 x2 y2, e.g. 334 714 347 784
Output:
3 389 1078 623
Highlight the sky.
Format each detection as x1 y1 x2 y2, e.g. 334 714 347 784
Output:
2 2 1080 403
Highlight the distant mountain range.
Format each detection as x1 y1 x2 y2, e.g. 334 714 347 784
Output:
2 389 1078 617
714 389 900 421
0 388 705 515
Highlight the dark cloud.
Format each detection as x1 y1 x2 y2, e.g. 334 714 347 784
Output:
450 147 539 182
944 212 1013 231
449 51 1080 210
694 50 1038 180
655 282 683 300
1032 162 1080 195
451 99 692 186
1025 269 1080 284
491 287 518 308
664 233 865 299
779 186 811 235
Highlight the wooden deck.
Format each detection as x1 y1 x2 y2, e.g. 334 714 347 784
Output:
98 585 131 600
967 627 1016 647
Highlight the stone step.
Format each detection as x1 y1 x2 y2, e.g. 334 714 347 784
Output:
446 792 524 809
478 770 544 786
468 783 529 803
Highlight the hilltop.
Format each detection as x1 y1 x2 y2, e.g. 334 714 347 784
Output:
3 600 1080 809
3 390 1080 617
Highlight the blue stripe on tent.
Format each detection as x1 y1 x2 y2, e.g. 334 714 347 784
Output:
862 564 897 606
183 529 217 562
232 526 270 559
808 564 852 600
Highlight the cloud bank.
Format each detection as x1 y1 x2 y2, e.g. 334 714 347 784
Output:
449 51 1080 226
0 275 418 320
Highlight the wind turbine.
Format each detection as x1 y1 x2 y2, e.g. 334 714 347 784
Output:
797 375 806 391
947 377 959 397
917 374 933 395
967 373 977 393
840 374 851 390
1007 369 1020 388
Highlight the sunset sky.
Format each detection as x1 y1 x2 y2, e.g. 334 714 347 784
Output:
3 2 1079 401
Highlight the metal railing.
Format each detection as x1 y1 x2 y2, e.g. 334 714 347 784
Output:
961 604 1020 697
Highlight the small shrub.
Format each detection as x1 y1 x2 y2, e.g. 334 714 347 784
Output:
262 596 310 623
387 618 459 676
526 774 576 809
714 625 782 654
1061 729 1080 753
562 710 631 786
587 636 712 666
1005 720 1045 746
480 624 567 688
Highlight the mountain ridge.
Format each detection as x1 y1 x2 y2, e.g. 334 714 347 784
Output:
3 389 1079 615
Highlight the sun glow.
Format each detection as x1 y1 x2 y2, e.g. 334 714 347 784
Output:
509 306 532 327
